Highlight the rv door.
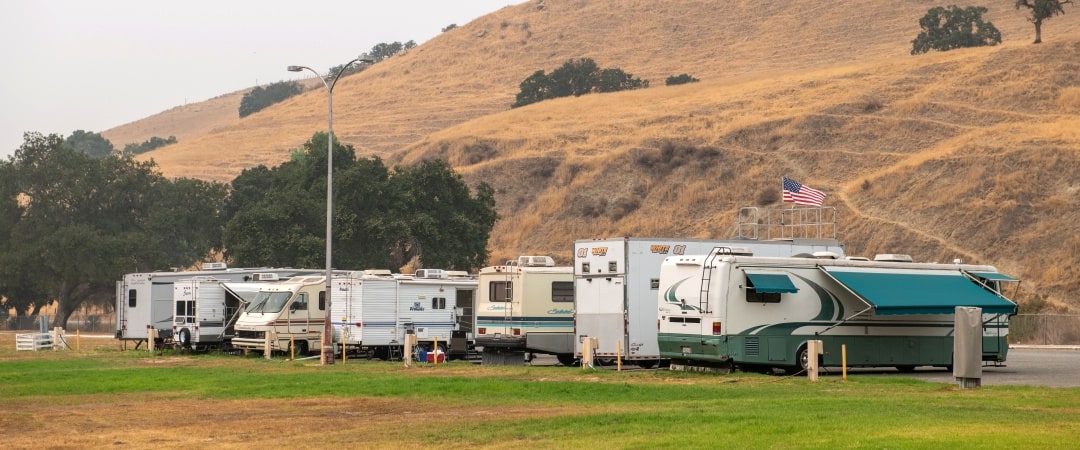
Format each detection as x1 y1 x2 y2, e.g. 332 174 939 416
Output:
288 292 312 335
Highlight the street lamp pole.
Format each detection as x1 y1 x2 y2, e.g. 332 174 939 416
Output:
288 54 373 365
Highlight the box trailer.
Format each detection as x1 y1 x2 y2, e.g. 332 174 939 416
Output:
657 252 1018 372
573 237 845 367
331 270 478 360
114 264 321 347
172 276 286 351
475 256 576 366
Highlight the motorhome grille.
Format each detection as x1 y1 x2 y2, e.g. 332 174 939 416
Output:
744 337 760 357
236 330 265 340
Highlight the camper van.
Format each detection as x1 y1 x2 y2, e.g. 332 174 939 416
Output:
171 275 284 351
231 276 328 355
331 270 477 360
657 252 1018 372
574 237 845 367
115 264 321 347
475 256 576 366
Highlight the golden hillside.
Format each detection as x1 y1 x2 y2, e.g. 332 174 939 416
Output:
115 0 1080 310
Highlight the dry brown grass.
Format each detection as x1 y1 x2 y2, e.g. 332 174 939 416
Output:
105 0 1080 310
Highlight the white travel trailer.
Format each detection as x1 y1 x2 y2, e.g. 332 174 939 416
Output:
114 264 320 347
657 252 1018 372
331 270 477 360
474 256 576 366
231 276 328 355
172 276 285 351
574 237 845 367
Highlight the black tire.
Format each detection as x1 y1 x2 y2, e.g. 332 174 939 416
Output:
795 345 810 374
177 328 192 349
289 340 308 357
556 354 578 366
636 359 659 369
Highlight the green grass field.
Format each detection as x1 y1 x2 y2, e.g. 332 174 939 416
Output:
1 344 1077 449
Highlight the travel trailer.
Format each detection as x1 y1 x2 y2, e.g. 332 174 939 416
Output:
172 276 285 351
231 275 328 355
657 252 1018 372
331 270 477 360
474 256 576 366
114 264 321 347
574 237 845 367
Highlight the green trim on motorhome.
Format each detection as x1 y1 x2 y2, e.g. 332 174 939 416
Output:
824 269 1017 315
659 332 1009 367
663 277 699 311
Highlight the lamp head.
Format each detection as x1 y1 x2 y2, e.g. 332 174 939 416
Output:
287 65 303 72
358 53 374 64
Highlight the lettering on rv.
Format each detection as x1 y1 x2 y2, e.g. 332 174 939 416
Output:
547 308 573 315
577 247 609 257
649 244 687 255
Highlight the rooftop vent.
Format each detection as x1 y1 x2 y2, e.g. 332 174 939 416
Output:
363 269 393 276
202 262 228 270
415 269 448 279
517 256 555 267
873 254 914 263
250 273 279 281
813 251 841 260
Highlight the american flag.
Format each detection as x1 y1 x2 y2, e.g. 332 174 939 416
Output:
782 177 826 206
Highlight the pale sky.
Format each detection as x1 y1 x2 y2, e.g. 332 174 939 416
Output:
0 1 518 159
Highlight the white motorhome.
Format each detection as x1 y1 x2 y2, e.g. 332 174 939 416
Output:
172 275 284 351
574 237 845 367
115 264 320 347
231 276 328 355
475 256 576 366
331 270 477 360
657 252 1018 372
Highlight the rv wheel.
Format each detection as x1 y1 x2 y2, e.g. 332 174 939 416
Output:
289 340 308 356
556 354 577 367
177 328 192 349
795 346 810 374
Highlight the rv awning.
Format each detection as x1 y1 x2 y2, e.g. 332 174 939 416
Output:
744 271 799 294
221 282 277 304
967 271 1019 282
823 269 1017 315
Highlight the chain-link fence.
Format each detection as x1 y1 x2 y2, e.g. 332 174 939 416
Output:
1010 314 1080 345
2 311 116 334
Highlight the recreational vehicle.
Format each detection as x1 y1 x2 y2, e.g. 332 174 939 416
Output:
656 252 1018 372
574 237 845 367
231 276 328 355
114 264 321 347
331 270 477 360
475 256 576 366
172 275 285 351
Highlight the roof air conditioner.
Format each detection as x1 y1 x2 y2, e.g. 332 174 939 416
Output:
873 254 914 263
251 273 279 281
415 269 448 279
518 256 555 267
202 262 228 270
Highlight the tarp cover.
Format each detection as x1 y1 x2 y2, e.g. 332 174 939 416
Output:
824 269 1017 315
744 271 799 294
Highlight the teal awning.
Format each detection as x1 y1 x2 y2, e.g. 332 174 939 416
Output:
745 271 799 294
968 271 1019 282
824 269 1017 315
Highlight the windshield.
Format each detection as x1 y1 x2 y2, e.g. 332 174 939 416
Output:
245 291 293 314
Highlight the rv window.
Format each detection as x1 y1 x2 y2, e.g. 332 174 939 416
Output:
490 281 512 302
650 279 660 289
256 292 293 313
669 317 701 324
746 290 781 303
432 297 447 310
551 281 574 303
128 289 137 308
291 293 308 312
608 261 618 272
581 262 590 273
319 291 326 310
175 301 194 317
176 301 185 316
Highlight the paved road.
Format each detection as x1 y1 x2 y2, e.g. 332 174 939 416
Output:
837 347 1080 388
526 347 1080 387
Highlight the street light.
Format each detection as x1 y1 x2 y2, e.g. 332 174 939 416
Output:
288 54 373 365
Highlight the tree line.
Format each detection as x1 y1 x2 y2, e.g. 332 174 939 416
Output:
0 132 496 329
